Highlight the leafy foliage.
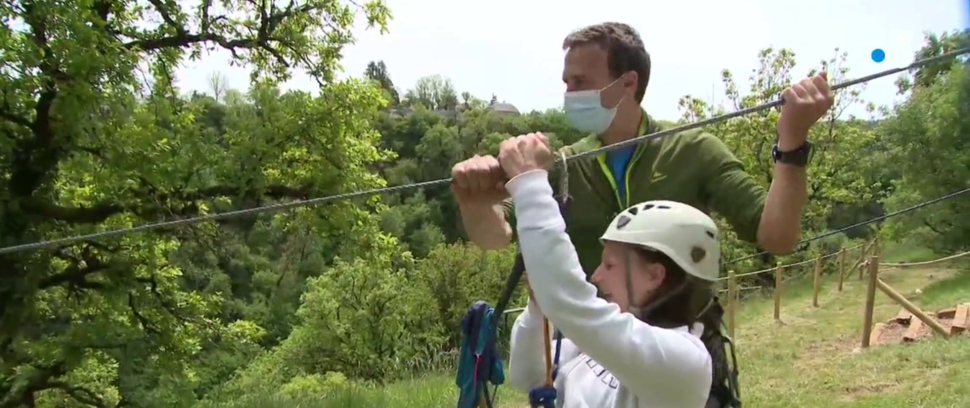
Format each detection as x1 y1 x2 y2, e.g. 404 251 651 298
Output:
879 31 970 252
0 0 391 406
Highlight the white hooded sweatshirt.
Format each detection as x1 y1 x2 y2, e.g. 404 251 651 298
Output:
506 169 713 408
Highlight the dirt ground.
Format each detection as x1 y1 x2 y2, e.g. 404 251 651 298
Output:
871 304 969 345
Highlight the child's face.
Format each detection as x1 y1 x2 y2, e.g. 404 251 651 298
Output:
591 241 666 313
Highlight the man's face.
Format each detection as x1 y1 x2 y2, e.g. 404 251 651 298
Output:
562 44 636 108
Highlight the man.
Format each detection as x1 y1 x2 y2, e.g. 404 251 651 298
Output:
452 22 833 277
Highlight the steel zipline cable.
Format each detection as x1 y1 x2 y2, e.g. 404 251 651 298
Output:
1 47 968 256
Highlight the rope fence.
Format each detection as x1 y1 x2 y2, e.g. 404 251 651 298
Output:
879 249 970 269
721 243 866 280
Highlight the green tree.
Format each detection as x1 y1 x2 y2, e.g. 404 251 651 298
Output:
0 0 390 406
402 75 460 111
903 29 970 91
879 34 970 252
364 60 401 106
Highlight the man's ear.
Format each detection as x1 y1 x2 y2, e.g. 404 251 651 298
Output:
623 71 638 92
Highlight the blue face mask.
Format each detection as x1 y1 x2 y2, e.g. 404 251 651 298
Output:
564 77 625 135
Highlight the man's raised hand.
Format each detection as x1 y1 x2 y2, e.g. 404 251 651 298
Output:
451 155 508 205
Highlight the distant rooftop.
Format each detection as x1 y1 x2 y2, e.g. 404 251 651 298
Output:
489 102 520 116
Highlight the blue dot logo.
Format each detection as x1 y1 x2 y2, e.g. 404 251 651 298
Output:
871 48 886 63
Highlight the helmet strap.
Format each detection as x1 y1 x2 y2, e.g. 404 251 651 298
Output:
623 247 690 321
624 249 638 316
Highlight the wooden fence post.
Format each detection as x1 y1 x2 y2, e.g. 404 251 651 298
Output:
812 254 822 307
861 255 879 348
773 262 784 322
727 270 737 339
858 242 869 280
837 248 846 292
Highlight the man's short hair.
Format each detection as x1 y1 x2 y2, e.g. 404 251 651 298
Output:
563 22 651 103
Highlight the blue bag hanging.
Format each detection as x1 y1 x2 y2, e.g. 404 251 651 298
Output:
456 301 505 408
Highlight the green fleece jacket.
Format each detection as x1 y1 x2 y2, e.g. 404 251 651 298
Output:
502 110 767 277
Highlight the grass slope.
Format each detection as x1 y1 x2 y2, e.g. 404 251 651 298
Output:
737 265 969 408
210 262 970 408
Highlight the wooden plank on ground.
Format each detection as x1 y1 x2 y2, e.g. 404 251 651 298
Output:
869 323 887 346
903 319 924 342
951 304 969 334
893 309 913 324
937 307 957 318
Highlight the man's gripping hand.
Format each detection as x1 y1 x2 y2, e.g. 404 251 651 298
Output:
451 155 509 206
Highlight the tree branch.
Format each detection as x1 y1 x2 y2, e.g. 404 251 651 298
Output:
127 293 160 335
0 103 32 129
0 360 67 408
922 219 946 236
8 1 66 198
40 243 112 290
20 197 124 225
47 381 109 408
123 0 320 70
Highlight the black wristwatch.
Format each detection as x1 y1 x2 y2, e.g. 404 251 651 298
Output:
771 141 813 167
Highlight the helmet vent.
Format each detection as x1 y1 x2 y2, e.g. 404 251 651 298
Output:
690 246 707 263
657 205 671 209
641 204 654 211
627 206 639 216
616 214 632 229
706 231 716 239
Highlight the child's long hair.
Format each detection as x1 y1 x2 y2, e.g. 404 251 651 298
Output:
631 247 741 407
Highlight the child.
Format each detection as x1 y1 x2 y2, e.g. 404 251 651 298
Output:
500 134 736 408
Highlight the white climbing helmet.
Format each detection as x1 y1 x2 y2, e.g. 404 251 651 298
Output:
599 200 720 282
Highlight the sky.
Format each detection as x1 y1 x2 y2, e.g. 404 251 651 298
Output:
175 0 969 121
